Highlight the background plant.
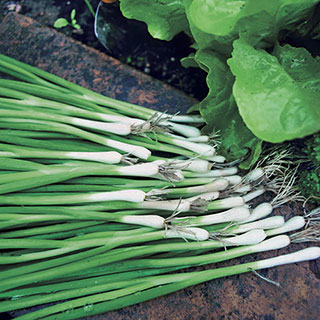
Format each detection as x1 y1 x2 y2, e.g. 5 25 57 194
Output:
118 0 320 169
54 9 81 30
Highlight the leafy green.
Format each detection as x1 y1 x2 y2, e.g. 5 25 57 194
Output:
119 0 189 40
53 9 81 30
275 0 320 30
190 48 261 167
184 0 235 55
53 18 69 29
189 0 246 36
118 0 320 167
273 43 320 90
70 9 76 20
189 0 320 41
228 39 320 143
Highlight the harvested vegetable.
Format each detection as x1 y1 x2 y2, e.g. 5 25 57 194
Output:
0 54 319 320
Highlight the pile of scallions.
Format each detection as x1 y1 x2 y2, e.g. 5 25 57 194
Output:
0 54 319 320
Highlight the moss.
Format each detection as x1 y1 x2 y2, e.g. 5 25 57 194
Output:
302 132 320 165
298 166 320 205
297 132 320 205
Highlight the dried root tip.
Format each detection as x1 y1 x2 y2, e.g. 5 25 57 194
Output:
290 223 320 243
269 168 304 208
132 113 170 136
222 182 251 198
303 207 320 227
258 146 294 172
143 112 203 138
157 163 184 183
241 148 294 188
131 121 152 135
145 189 168 201
165 226 210 241
250 269 281 287
190 198 209 213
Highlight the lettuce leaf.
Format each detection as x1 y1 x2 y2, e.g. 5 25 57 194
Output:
119 0 189 40
228 39 320 143
188 0 320 49
118 0 320 167
189 0 247 36
276 0 320 30
188 0 280 37
183 0 235 55
191 48 261 168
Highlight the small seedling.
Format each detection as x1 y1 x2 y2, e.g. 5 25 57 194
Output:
54 9 81 30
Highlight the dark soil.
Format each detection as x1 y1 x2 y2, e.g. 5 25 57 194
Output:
1 0 208 100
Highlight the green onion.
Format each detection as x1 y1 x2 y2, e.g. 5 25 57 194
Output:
0 54 318 320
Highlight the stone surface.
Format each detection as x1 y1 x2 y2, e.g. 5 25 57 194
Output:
0 13 197 115
0 13 319 320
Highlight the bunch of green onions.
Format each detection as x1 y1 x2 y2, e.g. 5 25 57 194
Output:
0 54 319 320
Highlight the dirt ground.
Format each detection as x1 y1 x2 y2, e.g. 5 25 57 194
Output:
0 0 208 100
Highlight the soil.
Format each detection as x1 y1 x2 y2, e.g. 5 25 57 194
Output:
0 0 208 100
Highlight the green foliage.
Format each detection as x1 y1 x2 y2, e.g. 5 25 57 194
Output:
190 48 262 168
84 0 96 17
227 39 320 143
54 9 81 30
303 132 320 165
119 0 189 40
298 167 320 205
297 132 320 205
118 0 320 167
53 18 69 29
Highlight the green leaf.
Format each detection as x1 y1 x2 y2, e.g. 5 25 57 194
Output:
53 18 69 29
184 0 234 55
273 43 320 89
193 48 261 166
184 0 278 54
189 0 246 36
119 0 189 40
276 0 320 29
228 39 320 143
73 24 81 30
188 0 320 49
70 9 76 20
180 54 198 68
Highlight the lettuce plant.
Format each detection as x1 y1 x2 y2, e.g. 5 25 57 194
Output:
118 0 320 168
